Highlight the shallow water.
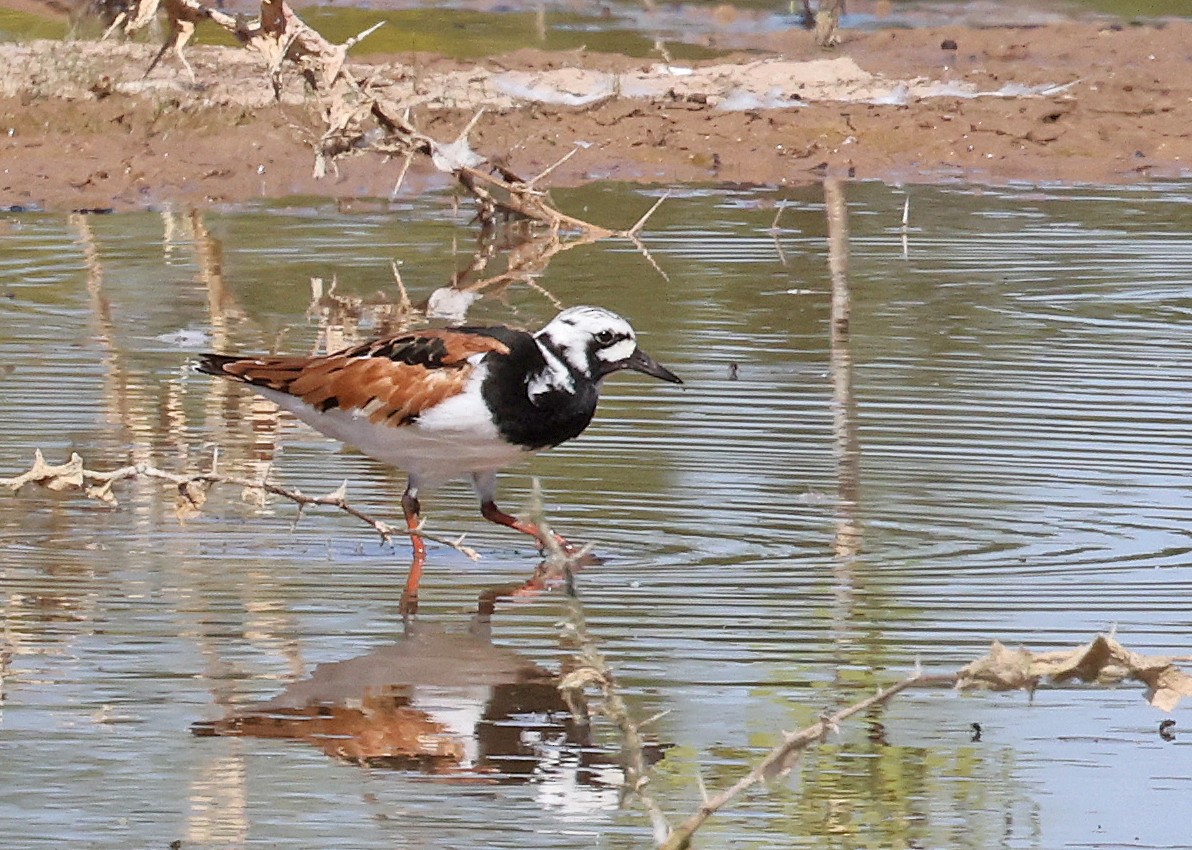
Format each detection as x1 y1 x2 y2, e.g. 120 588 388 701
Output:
2 181 1191 848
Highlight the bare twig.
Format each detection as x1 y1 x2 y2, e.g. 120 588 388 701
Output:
559 590 673 844
389 260 414 315
368 96 618 236
769 200 787 231
527 147 580 188
342 20 385 51
626 191 670 237
627 233 670 283
900 194 910 259
2 449 480 560
825 178 850 334
389 152 414 200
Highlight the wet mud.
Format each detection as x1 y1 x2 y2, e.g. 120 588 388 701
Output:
1 18 1190 212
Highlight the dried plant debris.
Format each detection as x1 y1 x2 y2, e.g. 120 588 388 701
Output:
98 0 658 235
957 635 1192 712
3 449 86 493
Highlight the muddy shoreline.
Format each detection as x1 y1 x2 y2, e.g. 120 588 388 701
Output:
1 18 1190 212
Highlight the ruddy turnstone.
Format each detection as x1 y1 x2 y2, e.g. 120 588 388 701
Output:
196 305 681 608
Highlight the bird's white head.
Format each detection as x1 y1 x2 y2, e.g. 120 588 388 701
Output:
535 306 682 385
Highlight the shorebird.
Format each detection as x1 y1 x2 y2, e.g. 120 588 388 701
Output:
196 305 682 608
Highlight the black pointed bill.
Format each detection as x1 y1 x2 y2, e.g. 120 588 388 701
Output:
624 347 683 384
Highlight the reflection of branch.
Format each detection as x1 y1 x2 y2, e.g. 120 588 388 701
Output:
305 269 417 351
2 449 479 560
824 178 860 560
452 225 603 296
769 200 789 265
559 588 673 844
511 482 670 841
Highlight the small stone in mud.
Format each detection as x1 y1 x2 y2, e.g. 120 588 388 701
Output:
941 39 958 51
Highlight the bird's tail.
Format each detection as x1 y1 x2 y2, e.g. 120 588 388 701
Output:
194 353 250 379
193 352 308 394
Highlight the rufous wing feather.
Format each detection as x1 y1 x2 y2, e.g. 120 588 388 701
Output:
196 330 510 425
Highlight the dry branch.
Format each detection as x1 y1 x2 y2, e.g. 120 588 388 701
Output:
2 448 479 560
368 94 619 234
559 590 672 844
814 0 844 48
123 0 380 95
110 0 664 238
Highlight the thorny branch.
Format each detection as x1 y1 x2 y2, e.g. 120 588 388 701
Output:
655 633 1192 849
659 670 952 850
2 448 480 560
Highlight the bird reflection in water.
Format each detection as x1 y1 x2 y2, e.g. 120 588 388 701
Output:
193 569 653 784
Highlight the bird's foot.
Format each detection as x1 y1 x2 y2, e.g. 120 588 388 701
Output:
538 534 604 567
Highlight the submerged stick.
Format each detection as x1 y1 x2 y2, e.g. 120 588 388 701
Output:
660 670 952 850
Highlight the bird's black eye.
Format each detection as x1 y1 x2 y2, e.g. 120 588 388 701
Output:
594 330 615 345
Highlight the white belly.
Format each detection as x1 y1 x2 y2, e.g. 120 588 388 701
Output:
255 384 536 487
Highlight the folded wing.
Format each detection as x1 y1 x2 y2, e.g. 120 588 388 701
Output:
196 330 510 426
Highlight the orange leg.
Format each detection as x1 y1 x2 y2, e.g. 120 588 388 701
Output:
479 499 572 551
400 488 426 615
